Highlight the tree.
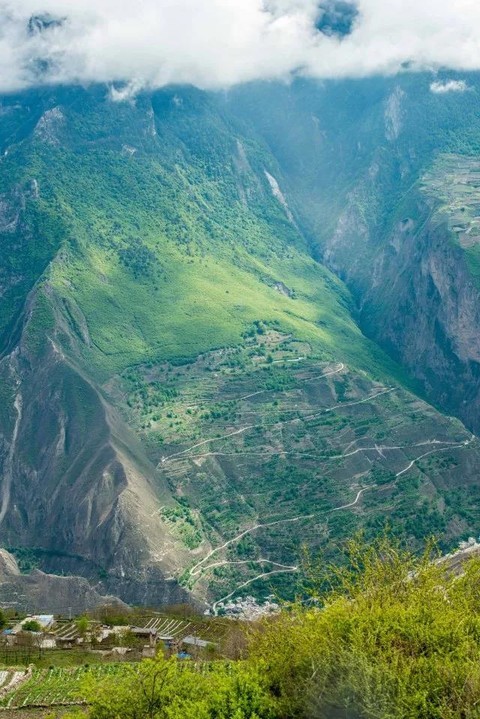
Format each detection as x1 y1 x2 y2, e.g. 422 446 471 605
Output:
22 620 42 632
117 629 138 649
96 604 130 626
80 655 275 719
75 615 90 639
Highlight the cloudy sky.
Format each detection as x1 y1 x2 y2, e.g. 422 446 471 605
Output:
0 0 479 93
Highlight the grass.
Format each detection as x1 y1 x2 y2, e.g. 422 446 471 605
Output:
51 239 379 376
0 649 100 670
0 664 131 709
8 88 401 387
112 331 480 601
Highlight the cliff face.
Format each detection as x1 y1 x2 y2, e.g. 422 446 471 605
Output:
323 181 480 433
230 75 480 435
0 287 191 606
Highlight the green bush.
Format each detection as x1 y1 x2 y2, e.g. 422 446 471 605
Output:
22 620 42 632
66 537 480 718
248 536 480 718
78 656 275 719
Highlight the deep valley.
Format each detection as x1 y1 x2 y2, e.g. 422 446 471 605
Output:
1 77 480 609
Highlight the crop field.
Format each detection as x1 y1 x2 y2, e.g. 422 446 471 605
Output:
0 660 236 712
0 665 130 710
422 155 480 285
108 329 480 603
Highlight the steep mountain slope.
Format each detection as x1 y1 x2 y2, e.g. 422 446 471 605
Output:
0 83 479 608
0 549 126 614
228 74 480 434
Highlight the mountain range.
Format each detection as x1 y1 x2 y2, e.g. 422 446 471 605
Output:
1 74 480 610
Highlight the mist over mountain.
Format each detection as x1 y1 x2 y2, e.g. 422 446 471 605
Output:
1 1 480 92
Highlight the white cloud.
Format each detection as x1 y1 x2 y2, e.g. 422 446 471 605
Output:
430 80 470 94
0 0 479 93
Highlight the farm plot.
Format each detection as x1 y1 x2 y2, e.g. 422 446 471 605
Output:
139 615 230 644
53 622 80 642
142 617 192 638
0 672 13 691
0 664 130 709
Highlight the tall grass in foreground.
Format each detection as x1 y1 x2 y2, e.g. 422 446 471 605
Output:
251 536 480 718
65 536 480 718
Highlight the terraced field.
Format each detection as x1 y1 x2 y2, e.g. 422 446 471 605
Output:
109 330 480 603
422 155 480 242
422 154 480 282
0 665 129 710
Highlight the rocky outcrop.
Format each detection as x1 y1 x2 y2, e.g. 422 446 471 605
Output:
364 210 480 429
321 168 480 433
0 286 192 607
0 548 127 613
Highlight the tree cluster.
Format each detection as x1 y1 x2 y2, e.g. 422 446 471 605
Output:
64 536 480 718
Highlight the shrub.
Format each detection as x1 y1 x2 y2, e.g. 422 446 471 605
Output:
81 656 275 719
22 620 42 632
248 536 480 718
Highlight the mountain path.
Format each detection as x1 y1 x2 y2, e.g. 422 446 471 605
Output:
156 357 475 606
158 365 399 468
208 486 372 614
175 437 462 464
193 436 475 610
395 436 474 477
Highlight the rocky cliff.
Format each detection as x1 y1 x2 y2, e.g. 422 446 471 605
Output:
0 549 127 613
328 184 480 434
0 285 192 606
230 75 480 435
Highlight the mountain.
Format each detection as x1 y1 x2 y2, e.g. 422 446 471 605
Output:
0 549 126 614
228 73 480 434
0 80 480 609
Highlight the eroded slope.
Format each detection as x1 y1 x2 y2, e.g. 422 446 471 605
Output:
1 83 480 607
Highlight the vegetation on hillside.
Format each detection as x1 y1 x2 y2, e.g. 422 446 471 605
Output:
120 332 479 601
56 536 480 719
2 82 480 605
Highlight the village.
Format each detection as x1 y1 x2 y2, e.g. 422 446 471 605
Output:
0 606 228 668
0 595 286 712
0 601 257 713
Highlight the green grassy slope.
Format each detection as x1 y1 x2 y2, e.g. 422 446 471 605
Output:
1 84 479 604
10 86 400 383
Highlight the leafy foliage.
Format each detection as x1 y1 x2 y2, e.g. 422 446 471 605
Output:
249 536 480 719
52 537 480 719
77 656 274 719
22 620 42 632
